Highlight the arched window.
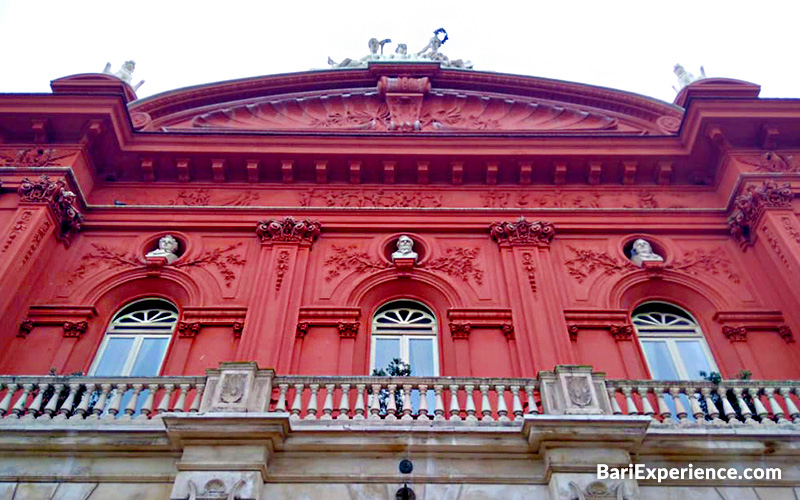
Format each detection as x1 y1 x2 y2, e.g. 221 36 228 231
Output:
370 300 439 376
90 298 178 376
632 302 717 380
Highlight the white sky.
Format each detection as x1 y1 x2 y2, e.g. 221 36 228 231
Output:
0 0 798 104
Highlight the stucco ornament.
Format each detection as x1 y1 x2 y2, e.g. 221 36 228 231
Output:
327 29 473 69
103 60 145 91
219 373 247 404
568 480 635 500
672 63 705 92
629 239 663 267
146 234 180 263
391 235 418 262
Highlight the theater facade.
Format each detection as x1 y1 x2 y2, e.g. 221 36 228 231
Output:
0 51 799 499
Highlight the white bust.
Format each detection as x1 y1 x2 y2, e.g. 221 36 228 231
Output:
630 239 663 267
146 234 180 263
391 235 418 262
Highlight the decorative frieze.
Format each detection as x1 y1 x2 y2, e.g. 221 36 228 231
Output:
299 189 442 208
256 217 321 245
0 148 75 167
490 217 555 247
737 151 799 173
728 180 794 248
22 221 52 265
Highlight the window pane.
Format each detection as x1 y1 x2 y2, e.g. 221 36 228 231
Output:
374 338 400 373
408 338 435 376
94 337 135 376
130 337 169 376
675 340 712 379
642 340 679 380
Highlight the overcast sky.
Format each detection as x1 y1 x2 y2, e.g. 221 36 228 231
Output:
0 0 797 104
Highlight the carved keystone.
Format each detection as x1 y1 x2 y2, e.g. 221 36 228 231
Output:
201 362 274 413
538 365 611 415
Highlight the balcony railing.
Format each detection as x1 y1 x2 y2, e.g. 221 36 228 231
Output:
1 367 799 429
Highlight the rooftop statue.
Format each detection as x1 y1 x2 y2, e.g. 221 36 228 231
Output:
672 63 705 92
327 29 473 69
103 60 145 91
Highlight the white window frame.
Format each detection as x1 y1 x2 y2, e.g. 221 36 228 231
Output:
633 302 718 380
89 299 178 377
370 301 439 376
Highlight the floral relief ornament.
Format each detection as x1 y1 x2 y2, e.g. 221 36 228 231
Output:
256 217 321 244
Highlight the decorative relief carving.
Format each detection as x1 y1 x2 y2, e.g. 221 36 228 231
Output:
172 243 246 288
490 217 555 246
17 176 82 245
274 250 290 291
781 216 800 247
426 247 484 285
569 480 634 500
565 247 635 283
670 249 741 284
62 321 88 338
324 245 390 281
778 325 795 343
568 325 579 341
296 322 310 339
256 217 321 244
762 226 791 269
169 189 211 206
609 324 633 341
723 326 747 342
232 322 244 339
566 376 592 407
737 152 799 173
0 148 75 167
449 323 471 339
178 321 201 338
337 322 360 339
521 252 537 293
219 373 246 404
2 210 33 252
728 180 794 248
22 221 52 265
299 189 442 208
501 324 515 340
18 320 34 338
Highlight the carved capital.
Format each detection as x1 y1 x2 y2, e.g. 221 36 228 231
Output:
728 180 793 249
490 217 555 247
62 321 88 338
449 322 471 339
296 322 310 339
722 325 748 342
232 322 244 339
18 319 34 338
501 324 515 341
568 325 579 341
17 175 82 246
256 217 321 245
609 324 633 341
778 324 795 343
337 322 360 339
178 321 201 339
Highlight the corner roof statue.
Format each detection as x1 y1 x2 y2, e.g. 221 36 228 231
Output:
328 28 473 70
103 60 145 91
672 63 705 92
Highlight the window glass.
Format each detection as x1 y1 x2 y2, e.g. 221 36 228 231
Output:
374 337 400 372
93 337 135 376
408 338 435 376
130 337 170 376
371 301 438 377
641 340 679 380
675 340 712 379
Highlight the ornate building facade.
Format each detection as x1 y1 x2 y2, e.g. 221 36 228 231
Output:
0 56 799 499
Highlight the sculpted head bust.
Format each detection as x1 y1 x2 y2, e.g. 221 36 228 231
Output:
391 235 418 262
630 238 663 267
146 234 180 263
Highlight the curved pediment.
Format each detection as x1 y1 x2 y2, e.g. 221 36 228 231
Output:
130 64 683 135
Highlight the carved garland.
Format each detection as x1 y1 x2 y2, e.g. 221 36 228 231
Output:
274 250 290 291
564 247 635 283
728 180 794 248
521 252 537 293
299 189 442 208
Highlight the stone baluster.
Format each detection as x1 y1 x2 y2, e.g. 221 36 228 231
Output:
448 384 462 421
120 384 143 420
764 388 787 424
731 387 756 425
71 383 95 420
496 385 509 422
275 383 289 413
510 385 523 421
189 384 204 413
104 383 128 420
480 384 493 422
749 388 773 426
400 384 413 421
700 387 722 425
525 385 539 415
369 383 382 420
304 384 319 420
778 388 800 424
10 384 35 419
717 387 738 425
637 386 656 421
337 383 351 420
608 387 623 415
0 383 18 417
22 383 49 420
137 384 159 420
54 383 80 420
156 384 175 415
321 383 335 420
433 384 445 421
418 384 429 420
669 387 688 423
621 387 639 415
41 383 65 420
171 384 189 412
684 386 704 423
353 384 366 420
464 384 477 422
385 384 398 421
290 383 304 420
653 386 671 423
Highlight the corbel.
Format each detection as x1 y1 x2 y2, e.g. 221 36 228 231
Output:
451 161 463 185
519 162 532 185
383 160 396 184
211 158 226 182
62 321 88 338
178 321 202 339
30 119 51 144
281 160 294 183
176 158 191 182
315 160 328 183
416 161 429 184
553 162 567 185
246 159 260 183
140 157 156 182
760 125 779 150
349 161 362 184
587 161 602 185
657 162 673 185
622 161 637 185
485 162 498 185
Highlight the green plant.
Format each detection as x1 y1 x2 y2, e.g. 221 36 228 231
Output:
371 358 412 414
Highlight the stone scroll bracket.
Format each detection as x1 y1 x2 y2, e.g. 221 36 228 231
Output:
727 180 793 250
16 175 84 247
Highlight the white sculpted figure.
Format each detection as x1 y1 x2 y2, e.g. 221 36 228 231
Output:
103 60 145 91
630 239 663 267
146 234 180 263
391 235 418 262
672 63 705 92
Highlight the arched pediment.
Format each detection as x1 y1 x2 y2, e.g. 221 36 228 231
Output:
130 64 683 135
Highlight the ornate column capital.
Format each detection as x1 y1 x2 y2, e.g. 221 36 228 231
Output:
295 322 310 339
17 175 83 246
728 180 793 249
489 217 555 247
722 325 748 342
256 217 321 246
178 321 201 339
449 322 471 339
609 324 634 342
337 322 360 339
62 321 88 338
